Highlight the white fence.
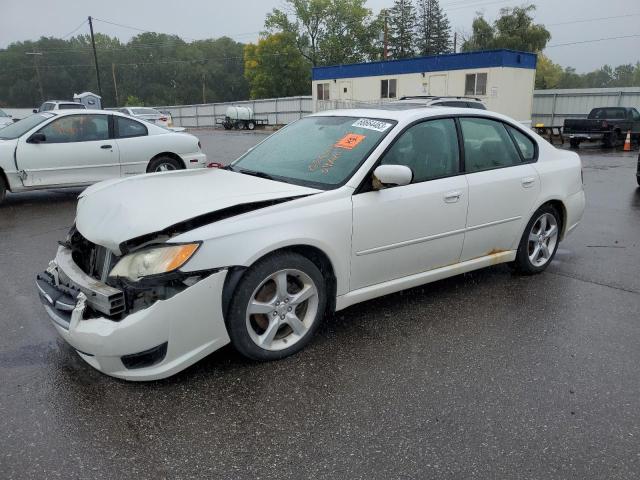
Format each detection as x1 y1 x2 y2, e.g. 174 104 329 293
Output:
532 87 640 126
155 96 313 128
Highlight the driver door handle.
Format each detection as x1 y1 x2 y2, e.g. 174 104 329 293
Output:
521 176 536 188
100 144 112 149
444 191 462 203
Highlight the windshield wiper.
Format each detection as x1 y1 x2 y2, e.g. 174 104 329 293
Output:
236 168 275 180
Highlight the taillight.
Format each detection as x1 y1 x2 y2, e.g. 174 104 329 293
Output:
207 162 223 168
160 116 168 122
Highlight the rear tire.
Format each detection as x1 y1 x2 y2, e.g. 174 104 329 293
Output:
569 138 580 149
247 121 256 131
0 175 7 205
147 156 183 173
226 252 326 361
513 205 561 275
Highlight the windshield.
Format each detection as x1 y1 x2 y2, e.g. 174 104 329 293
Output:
0 113 55 140
230 116 396 189
132 108 160 116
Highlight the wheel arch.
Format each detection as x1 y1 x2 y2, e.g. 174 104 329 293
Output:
537 199 567 239
0 167 10 192
147 152 185 172
221 244 338 319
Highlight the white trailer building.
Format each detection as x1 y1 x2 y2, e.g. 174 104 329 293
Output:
312 49 537 122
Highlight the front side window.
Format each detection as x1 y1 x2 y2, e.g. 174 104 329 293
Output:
381 79 397 99
231 116 396 189
38 114 109 143
381 118 460 183
316 83 330 101
464 73 487 96
116 116 148 138
460 117 521 173
507 125 536 162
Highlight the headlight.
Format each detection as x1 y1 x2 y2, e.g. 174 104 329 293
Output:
109 244 199 281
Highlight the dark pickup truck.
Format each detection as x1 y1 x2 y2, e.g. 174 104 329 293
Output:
564 107 640 148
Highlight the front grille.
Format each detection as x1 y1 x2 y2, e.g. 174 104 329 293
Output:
68 227 118 281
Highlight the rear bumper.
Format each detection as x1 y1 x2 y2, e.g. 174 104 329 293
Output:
564 189 586 238
37 246 230 381
183 152 207 169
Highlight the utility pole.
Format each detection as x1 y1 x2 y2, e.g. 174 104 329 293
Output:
111 63 119 106
26 52 44 102
453 32 457 53
88 16 103 100
202 72 206 104
383 10 389 60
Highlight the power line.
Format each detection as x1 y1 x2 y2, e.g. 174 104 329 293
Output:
60 19 88 39
547 13 640 26
546 33 640 48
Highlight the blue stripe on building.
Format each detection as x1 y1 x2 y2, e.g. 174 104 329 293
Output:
312 49 537 81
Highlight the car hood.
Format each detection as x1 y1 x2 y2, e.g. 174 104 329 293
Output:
76 168 321 253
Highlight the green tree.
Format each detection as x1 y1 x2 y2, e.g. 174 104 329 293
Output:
535 54 563 89
415 0 451 56
244 33 311 99
265 0 377 66
387 0 416 59
461 5 550 53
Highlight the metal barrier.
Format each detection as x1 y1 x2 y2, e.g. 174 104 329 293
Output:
154 96 313 128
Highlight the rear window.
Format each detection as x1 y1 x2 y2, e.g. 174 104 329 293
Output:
588 108 626 120
58 103 86 110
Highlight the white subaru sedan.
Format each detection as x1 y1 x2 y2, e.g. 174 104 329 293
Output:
0 110 206 204
36 106 585 380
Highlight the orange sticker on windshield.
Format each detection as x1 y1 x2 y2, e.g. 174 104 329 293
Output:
334 133 366 150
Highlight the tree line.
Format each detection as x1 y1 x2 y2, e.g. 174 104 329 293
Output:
1 1 639 108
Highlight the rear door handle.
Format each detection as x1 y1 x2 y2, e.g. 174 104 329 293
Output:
444 191 462 203
521 176 536 188
100 144 112 149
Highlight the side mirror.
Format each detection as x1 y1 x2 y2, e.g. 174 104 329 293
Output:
32 109 38 113
27 132 46 144
373 164 413 188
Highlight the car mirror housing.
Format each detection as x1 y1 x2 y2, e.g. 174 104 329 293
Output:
373 165 413 188
27 132 46 144
32 109 38 113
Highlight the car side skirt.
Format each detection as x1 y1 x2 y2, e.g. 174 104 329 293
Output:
336 250 517 311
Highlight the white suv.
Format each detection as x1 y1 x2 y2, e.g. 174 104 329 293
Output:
34 101 86 113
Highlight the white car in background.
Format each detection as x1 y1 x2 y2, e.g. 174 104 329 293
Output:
0 109 14 129
0 110 207 204
36 106 585 381
34 100 86 113
118 107 172 128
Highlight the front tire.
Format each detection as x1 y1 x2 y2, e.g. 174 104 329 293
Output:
147 156 183 173
513 205 561 275
226 252 326 361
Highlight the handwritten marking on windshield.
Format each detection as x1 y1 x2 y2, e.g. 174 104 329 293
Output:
309 147 342 174
335 133 366 150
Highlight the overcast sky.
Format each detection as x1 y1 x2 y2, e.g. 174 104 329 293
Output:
1 0 638 72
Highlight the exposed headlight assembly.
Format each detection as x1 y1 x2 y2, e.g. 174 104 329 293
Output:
109 244 199 281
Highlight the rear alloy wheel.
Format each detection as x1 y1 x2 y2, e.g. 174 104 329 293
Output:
513 205 561 274
247 121 256 131
226 252 326 361
147 156 182 173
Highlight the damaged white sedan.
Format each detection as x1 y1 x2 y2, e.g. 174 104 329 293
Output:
37 106 585 380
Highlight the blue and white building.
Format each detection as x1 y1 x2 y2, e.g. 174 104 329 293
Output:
312 49 537 122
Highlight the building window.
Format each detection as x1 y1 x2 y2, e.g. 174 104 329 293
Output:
381 79 397 99
465 73 487 96
317 83 330 100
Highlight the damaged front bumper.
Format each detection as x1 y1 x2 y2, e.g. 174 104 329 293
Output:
36 246 230 381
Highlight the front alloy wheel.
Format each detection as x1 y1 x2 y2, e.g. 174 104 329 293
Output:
246 269 319 351
226 252 326 360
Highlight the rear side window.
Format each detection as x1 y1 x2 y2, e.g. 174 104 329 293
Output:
460 117 521 173
507 126 536 161
41 103 54 111
588 108 626 120
116 116 148 138
58 103 86 110
467 102 486 110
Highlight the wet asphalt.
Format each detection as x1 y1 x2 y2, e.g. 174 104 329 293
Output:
1 131 639 479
